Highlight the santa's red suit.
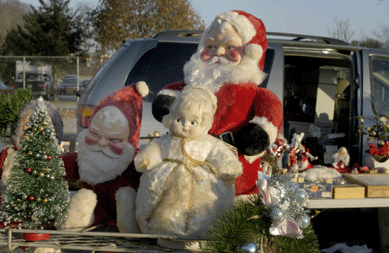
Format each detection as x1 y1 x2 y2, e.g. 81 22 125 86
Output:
297 151 314 171
60 152 140 225
158 81 282 195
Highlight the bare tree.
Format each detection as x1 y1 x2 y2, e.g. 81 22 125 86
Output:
0 0 30 42
327 15 355 43
89 0 205 55
373 24 389 50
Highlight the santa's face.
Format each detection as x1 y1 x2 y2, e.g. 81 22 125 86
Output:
200 22 245 65
84 107 130 158
171 106 206 138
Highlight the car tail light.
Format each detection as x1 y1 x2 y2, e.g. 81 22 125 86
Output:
76 105 95 128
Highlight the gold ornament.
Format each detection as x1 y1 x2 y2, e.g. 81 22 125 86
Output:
43 198 48 203
39 173 45 178
27 151 33 156
38 126 45 132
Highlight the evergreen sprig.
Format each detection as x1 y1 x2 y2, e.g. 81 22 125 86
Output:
0 88 33 138
202 194 320 253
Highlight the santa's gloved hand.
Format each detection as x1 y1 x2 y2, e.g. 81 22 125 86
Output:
152 95 176 122
234 123 270 156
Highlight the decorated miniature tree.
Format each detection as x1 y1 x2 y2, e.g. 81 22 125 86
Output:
2 97 69 229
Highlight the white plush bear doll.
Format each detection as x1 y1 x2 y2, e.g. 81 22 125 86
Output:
134 87 242 247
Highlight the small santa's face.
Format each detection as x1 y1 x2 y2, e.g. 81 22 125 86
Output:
84 106 130 158
171 106 206 138
200 21 245 65
339 148 347 156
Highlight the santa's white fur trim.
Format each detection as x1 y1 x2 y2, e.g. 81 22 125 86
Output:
116 186 140 233
56 189 97 231
249 116 278 147
218 11 256 44
1 148 17 194
157 89 181 98
136 81 149 97
244 151 266 164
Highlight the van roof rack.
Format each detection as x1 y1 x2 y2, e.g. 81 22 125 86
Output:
154 30 349 46
153 30 204 39
267 32 349 45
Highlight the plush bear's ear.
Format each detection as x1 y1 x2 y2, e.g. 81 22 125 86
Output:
152 94 176 122
234 123 270 156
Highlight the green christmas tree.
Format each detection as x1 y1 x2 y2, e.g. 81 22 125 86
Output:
2 97 69 229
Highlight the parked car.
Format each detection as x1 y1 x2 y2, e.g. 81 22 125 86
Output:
77 30 389 166
14 72 54 99
0 80 13 93
58 77 78 95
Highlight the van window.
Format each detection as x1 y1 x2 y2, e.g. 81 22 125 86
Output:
370 56 389 116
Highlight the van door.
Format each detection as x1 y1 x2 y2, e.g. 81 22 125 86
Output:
360 49 389 165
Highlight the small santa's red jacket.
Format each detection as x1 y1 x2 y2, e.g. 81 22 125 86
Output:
160 81 283 195
60 152 140 226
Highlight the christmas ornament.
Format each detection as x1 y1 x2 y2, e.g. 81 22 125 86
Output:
27 151 33 156
28 195 35 202
39 173 45 178
25 168 32 173
32 170 38 175
43 199 48 203
295 214 310 229
42 154 48 160
38 126 45 132
47 155 52 160
45 173 51 179
256 172 309 239
36 197 42 202
34 153 41 159
269 207 285 222
50 175 55 180
238 243 258 253
21 194 27 200
45 128 51 134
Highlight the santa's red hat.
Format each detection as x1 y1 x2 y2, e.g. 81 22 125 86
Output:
200 10 268 72
90 82 149 151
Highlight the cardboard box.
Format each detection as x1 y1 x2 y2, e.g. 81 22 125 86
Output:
333 184 365 199
343 174 389 198
298 182 333 199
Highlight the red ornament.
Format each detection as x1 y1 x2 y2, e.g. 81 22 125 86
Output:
47 155 52 160
28 195 35 202
25 168 32 173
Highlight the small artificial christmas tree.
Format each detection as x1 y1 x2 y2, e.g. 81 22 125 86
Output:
2 97 69 229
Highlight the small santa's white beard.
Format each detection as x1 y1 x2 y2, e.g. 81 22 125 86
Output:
184 50 267 93
77 129 135 185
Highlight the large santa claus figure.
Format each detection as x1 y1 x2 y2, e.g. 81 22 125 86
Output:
152 10 283 196
58 82 148 232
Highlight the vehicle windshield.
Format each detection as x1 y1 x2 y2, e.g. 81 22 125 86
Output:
17 73 51 81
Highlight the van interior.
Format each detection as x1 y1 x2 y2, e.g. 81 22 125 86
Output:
282 54 353 166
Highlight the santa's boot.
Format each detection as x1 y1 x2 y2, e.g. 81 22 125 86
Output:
56 188 97 231
116 186 140 233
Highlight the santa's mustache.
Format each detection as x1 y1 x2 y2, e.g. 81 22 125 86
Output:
85 143 122 159
207 56 236 65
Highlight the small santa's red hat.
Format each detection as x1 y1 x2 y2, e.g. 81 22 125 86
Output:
200 10 268 72
90 81 149 151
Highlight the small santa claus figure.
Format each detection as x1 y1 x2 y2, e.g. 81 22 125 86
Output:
297 146 318 172
58 82 148 232
332 147 350 173
152 10 283 196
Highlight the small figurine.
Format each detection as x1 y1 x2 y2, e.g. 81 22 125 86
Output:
297 145 318 172
332 147 350 173
134 87 243 241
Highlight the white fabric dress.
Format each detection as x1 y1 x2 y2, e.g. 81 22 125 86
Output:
135 134 242 236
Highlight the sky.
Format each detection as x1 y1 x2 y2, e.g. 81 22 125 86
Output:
21 0 389 41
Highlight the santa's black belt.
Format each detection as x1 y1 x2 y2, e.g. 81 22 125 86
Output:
212 131 235 146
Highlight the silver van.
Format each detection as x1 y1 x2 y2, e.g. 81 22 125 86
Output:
76 30 389 167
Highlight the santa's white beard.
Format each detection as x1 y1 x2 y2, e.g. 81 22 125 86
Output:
77 129 135 185
183 50 267 93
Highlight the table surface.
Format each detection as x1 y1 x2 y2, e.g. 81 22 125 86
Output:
307 197 389 209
